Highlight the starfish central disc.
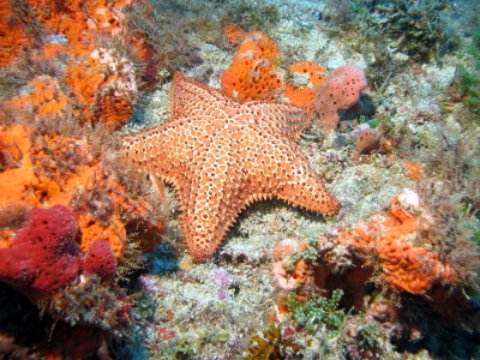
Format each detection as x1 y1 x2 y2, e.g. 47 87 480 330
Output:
119 73 339 261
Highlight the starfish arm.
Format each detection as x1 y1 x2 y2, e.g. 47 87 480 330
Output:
275 158 339 215
182 139 245 261
238 129 339 215
239 101 313 141
119 116 219 181
169 72 236 120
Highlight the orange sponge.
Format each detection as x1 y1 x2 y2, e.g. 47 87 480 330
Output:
0 124 165 257
0 0 30 66
221 29 282 102
289 62 327 87
336 190 456 294
65 48 137 130
223 25 247 45
283 62 327 107
7 77 68 119
404 161 424 181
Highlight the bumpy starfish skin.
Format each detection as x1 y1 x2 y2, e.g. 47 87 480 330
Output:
120 73 339 261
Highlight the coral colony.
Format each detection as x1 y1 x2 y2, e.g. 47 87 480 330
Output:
1 0 480 359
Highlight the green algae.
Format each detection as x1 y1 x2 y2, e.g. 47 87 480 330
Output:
459 31 480 116
287 289 345 336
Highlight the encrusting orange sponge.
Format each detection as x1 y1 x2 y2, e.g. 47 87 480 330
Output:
65 48 138 130
336 189 456 295
1 0 152 131
0 0 30 66
0 124 165 257
221 26 282 102
7 77 68 119
283 62 327 107
404 161 424 181
223 25 247 45
290 62 327 87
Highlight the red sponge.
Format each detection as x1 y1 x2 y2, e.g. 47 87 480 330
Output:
0 205 82 298
313 64 367 131
0 205 117 299
83 240 117 279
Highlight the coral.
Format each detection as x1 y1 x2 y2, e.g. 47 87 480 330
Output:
97 95 135 129
326 0 456 62
220 29 366 120
0 0 152 130
272 259 313 291
122 0 203 85
221 3 279 33
243 322 300 360
22 0 151 70
404 160 424 181
221 28 282 102
275 191 458 301
144 243 180 275
46 276 130 333
367 0 455 62
272 238 315 291
220 28 368 117
313 64 367 131
0 127 24 171
223 25 246 45
0 125 36 230
77 213 126 257
414 118 480 289
272 261 303 291
0 205 82 298
343 315 383 360
0 126 72 214
0 0 168 356
272 237 306 261
26 0 133 48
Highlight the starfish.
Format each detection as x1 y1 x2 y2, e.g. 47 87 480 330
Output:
119 73 339 261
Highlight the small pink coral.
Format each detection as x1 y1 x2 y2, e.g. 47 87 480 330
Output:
313 64 367 131
272 261 301 291
351 124 381 161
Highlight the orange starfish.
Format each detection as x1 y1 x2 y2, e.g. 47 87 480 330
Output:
119 73 339 261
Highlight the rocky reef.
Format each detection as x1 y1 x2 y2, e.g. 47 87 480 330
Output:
0 0 479 359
